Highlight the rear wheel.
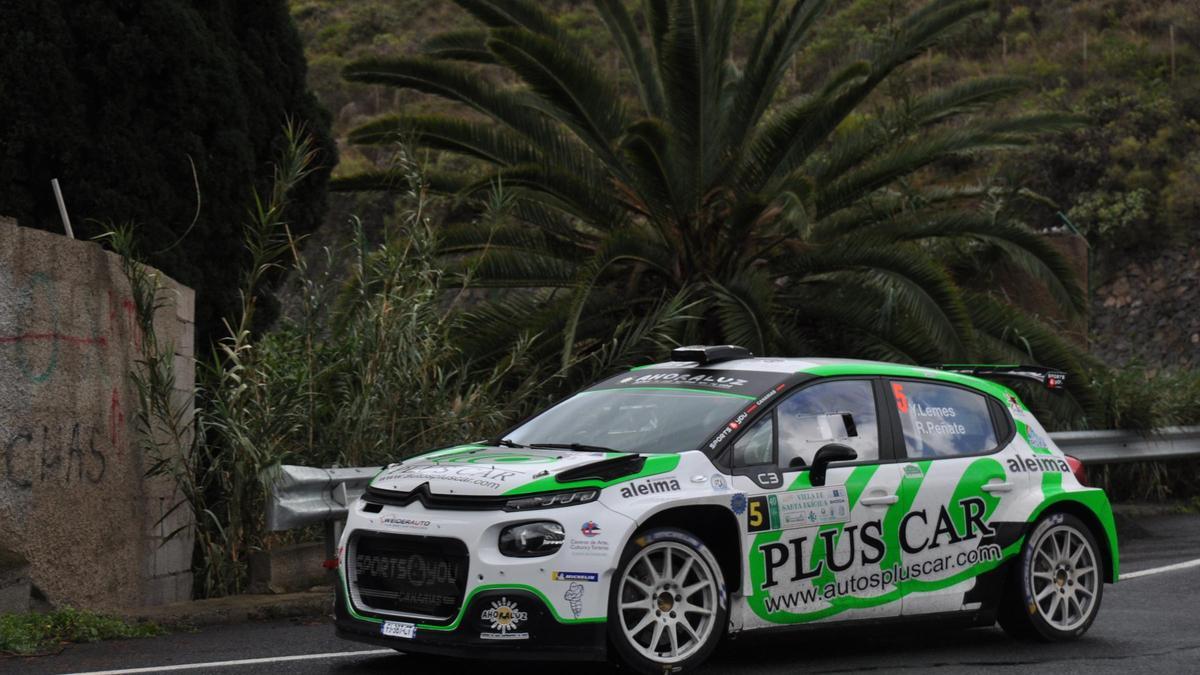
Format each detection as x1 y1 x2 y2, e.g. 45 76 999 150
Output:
608 527 727 674
999 512 1103 641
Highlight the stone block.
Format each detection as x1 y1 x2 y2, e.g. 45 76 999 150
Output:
175 318 195 358
0 545 31 614
150 533 193 578
173 354 195 395
248 542 327 594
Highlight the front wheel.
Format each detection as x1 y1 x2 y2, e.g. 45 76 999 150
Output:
608 527 727 674
999 512 1104 641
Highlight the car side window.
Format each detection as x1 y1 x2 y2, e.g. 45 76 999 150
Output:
890 380 998 458
731 414 774 467
776 380 879 468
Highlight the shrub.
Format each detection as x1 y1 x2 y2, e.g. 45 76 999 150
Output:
0 608 161 655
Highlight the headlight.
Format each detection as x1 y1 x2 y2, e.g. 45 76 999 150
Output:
499 521 565 558
503 488 599 512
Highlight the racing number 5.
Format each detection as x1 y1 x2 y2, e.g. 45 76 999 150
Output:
892 382 909 413
747 496 771 533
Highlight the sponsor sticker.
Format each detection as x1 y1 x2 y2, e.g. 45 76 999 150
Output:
552 571 599 582
381 621 416 639
775 486 849 529
746 486 848 532
356 553 459 587
730 493 747 515
1007 454 1069 473
564 582 585 618
480 597 529 640
570 521 611 556
711 473 729 491
1007 394 1023 413
379 515 432 531
903 463 923 477
619 476 681 498
568 538 611 557
615 372 750 390
1025 428 1049 449
756 497 1000 609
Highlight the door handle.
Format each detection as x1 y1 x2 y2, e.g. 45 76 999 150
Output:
982 482 1013 493
860 494 898 506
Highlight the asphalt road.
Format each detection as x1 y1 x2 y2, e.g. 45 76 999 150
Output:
6 512 1200 675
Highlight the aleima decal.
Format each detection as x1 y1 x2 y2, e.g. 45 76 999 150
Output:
1007 455 1068 473
619 477 681 498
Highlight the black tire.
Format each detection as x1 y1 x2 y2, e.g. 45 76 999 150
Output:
998 512 1104 641
608 527 728 674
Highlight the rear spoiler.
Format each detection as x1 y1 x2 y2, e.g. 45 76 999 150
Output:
926 364 1067 391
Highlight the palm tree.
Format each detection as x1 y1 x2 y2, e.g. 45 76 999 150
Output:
338 0 1095 417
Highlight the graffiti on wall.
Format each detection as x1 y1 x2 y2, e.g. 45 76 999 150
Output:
0 268 140 488
2 422 108 487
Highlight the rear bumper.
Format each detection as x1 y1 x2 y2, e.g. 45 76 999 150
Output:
334 576 607 661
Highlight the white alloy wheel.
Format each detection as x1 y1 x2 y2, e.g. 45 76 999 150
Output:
1028 523 1100 632
609 528 727 673
999 511 1105 641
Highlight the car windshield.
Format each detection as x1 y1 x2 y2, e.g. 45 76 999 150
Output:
504 387 751 454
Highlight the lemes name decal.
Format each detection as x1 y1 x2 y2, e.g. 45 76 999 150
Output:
756 497 1002 612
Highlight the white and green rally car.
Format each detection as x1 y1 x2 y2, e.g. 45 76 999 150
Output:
334 345 1118 673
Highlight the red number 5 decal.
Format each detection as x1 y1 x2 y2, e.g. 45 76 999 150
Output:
892 382 909 413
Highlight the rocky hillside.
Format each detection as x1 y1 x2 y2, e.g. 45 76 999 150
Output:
288 0 1200 368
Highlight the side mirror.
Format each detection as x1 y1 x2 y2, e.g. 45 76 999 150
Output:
810 443 857 487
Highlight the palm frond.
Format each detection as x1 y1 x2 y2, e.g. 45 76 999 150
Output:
486 28 629 163
451 0 566 38
560 229 676 367
342 57 554 141
421 29 496 63
593 0 665 115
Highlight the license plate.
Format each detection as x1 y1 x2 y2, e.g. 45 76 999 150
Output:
381 621 416 639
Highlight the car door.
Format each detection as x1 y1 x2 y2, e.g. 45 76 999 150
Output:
885 378 1021 616
729 379 910 630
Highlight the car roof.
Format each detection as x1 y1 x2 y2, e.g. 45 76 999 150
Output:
634 357 1017 401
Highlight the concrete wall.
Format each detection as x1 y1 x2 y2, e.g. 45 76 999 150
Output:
0 217 195 610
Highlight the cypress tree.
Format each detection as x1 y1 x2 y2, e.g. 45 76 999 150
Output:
0 0 335 343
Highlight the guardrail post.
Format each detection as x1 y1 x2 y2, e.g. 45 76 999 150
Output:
323 520 339 582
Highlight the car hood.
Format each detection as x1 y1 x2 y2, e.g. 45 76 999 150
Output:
368 445 632 497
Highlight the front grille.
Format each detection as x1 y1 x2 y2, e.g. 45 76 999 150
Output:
364 483 510 511
348 532 469 621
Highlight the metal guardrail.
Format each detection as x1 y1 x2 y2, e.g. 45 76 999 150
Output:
263 426 1200 533
1050 426 1200 465
264 465 379 532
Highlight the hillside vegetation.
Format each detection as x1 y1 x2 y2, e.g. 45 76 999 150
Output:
290 0 1198 272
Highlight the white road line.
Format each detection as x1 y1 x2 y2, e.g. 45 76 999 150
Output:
62 649 394 675
1122 557 1200 580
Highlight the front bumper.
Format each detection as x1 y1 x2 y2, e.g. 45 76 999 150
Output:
334 575 607 661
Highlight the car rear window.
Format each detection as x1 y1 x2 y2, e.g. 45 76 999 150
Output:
890 380 998 458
